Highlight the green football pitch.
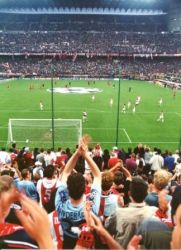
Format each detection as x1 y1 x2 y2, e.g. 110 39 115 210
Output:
0 78 180 151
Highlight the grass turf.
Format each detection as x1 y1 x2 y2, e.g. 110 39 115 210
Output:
0 78 180 151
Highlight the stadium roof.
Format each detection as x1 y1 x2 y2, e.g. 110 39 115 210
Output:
0 0 170 11
0 7 167 16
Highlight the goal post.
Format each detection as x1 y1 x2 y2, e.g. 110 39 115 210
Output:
7 118 82 149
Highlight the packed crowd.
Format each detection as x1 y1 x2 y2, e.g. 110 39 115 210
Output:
0 3 167 33
0 57 180 79
0 136 181 249
0 32 180 54
0 19 165 33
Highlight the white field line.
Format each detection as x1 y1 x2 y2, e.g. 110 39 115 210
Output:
0 109 179 114
175 112 181 117
123 128 132 143
83 128 125 130
1 140 179 144
85 127 132 143
0 109 106 113
0 127 127 129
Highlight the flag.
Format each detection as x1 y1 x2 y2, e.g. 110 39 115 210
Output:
72 52 77 62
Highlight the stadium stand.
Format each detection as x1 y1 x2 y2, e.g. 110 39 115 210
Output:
0 32 180 54
0 57 180 81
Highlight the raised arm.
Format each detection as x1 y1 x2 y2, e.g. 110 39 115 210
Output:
61 135 92 182
16 194 54 249
61 149 80 183
108 160 122 173
61 135 101 185
84 151 101 184
90 212 122 250
79 136 101 184
109 160 132 180
119 162 132 180
79 202 122 250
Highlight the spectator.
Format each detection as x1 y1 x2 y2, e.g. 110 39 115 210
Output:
101 149 110 171
17 168 39 201
0 175 54 249
144 147 153 175
175 158 181 174
164 151 175 173
100 171 123 219
36 148 46 166
109 160 132 205
149 148 164 173
55 136 101 249
32 161 44 179
137 186 181 250
0 147 11 165
145 169 171 207
125 153 137 175
105 177 157 249
37 164 60 213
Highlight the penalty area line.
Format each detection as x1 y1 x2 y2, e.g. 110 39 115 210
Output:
175 112 181 118
123 128 132 143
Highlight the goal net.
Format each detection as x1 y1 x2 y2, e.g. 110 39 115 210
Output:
7 119 82 149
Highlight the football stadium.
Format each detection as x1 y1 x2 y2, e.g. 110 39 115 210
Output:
0 0 181 249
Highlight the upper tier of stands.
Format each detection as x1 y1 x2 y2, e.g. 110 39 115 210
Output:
0 32 180 54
